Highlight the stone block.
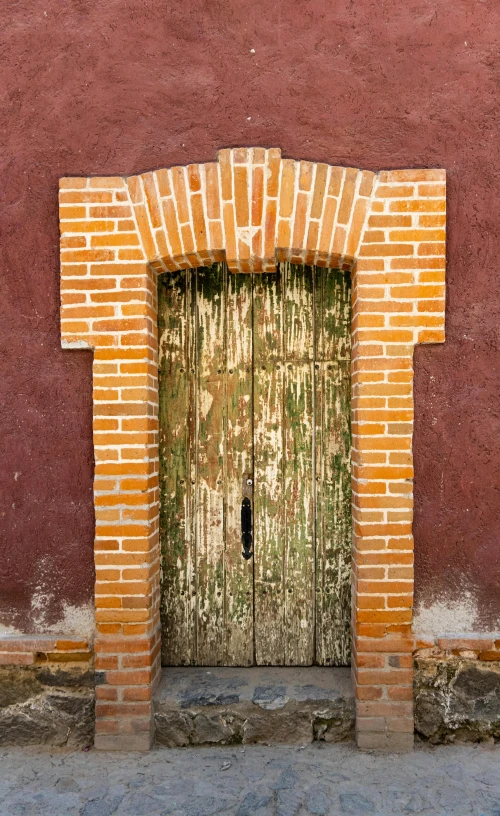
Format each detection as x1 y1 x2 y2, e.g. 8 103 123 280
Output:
154 666 355 747
414 656 500 743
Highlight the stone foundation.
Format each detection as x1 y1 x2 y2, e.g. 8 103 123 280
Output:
413 635 500 744
2 637 500 749
154 667 355 747
414 658 500 744
0 637 94 748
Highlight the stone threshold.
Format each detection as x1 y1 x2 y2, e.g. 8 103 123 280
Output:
154 666 355 747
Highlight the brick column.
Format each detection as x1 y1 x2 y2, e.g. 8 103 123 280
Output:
60 177 160 749
352 170 446 750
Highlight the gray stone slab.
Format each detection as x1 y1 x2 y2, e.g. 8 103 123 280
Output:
154 667 355 747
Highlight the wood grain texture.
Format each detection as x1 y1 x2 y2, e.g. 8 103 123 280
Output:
283 264 315 665
196 264 226 665
315 268 352 665
225 270 254 665
254 270 286 664
158 270 194 665
159 263 351 667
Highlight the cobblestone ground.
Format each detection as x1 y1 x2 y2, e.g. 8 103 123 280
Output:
1 742 499 816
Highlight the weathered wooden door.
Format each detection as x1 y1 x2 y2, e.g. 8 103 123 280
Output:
159 263 351 667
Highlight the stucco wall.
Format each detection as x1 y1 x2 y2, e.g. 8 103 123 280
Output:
1 0 499 636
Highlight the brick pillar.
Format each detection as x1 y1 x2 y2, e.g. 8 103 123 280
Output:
60 178 161 749
92 259 160 750
351 170 446 751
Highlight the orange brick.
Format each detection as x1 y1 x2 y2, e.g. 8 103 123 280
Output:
298 160 313 191
418 183 445 197
346 198 369 257
308 163 328 219
325 166 341 196
60 191 113 204
419 271 446 283
337 167 358 224
359 243 413 257
418 298 445 313
384 169 444 182
357 669 413 685
368 215 412 228
117 219 137 232
356 653 385 668
479 650 500 661
393 202 445 218
355 685 384 701
363 230 385 243
234 164 250 227
318 197 338 255
279 159 296 218
359 170 375 197
375 185 414 198
357 609 412 624
62 249 115 263
122 685 152 701
292 191 308 250
389 229 445 242
418 242 445 256
60 177 88 189
61 237 87 249
122 653 153 669
96 686 119 700
97 624 122 634
418 214 446 227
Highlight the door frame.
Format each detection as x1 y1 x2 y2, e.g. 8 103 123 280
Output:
59 149 446 751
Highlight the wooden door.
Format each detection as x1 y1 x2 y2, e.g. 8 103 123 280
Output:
158 263 351 667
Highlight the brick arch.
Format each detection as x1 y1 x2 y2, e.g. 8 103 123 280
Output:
59 148 446 752
125 148 374 273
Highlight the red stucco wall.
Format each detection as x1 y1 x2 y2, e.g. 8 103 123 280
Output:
1 0 499 634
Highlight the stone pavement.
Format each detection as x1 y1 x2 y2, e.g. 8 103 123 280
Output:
1 742 499 816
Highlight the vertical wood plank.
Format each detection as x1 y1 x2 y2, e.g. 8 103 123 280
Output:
158 270 194 665
225 269 254 665
196 263 226 665
253 269 286 664
315 267 352 666
321 266 351 362
285 262 315 361
283 263 315 665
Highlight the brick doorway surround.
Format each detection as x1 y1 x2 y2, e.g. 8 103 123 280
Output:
59 148 446 751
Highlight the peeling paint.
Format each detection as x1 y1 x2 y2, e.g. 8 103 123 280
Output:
61 339 92 350
413 591 482 637
159 263 351 668
0 602 94 640
0 623 24 636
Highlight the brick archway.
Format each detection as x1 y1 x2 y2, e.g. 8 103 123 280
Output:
59 148 446 751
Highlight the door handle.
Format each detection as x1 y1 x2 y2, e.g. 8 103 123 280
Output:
241 497 253 560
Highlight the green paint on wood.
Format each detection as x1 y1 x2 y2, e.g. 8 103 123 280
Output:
283 263 315 665
158 270 194 665
254 269 286 664
159 263 351 667
196 263 226 665
224 270 254 665
315 267 352 666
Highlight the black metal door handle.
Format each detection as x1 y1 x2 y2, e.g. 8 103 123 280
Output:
241 497 253 560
